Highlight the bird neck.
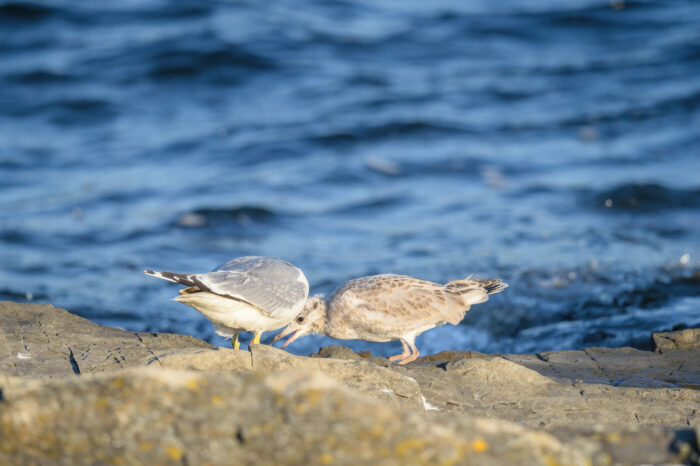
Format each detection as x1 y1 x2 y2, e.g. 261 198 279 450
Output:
313 300 329 335
301 295 328 336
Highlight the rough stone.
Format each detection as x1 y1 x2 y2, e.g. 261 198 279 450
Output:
0 368 589 466
251 344 424 410
382 349 700 429
0 301 215 377
2 302 699 465
653 328 700 352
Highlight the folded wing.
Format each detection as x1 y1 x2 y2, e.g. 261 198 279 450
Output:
193 256 309 318
338 275 469 332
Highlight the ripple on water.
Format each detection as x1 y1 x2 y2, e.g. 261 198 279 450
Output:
2 0 699 355
591 183 700 212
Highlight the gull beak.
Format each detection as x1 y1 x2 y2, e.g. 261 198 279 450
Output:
271 327 301 349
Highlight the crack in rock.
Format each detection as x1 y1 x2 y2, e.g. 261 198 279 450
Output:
582 349 613 384
135 333 163 367
66 346 81 375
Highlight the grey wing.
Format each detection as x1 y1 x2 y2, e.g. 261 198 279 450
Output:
194 257 309 317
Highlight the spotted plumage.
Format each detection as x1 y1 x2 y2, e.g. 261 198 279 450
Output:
273 273 507 364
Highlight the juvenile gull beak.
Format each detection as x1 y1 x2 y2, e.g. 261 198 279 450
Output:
271 327 301 349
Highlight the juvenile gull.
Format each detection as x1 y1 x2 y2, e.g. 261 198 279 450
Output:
144 256 309 349
273 274 507 364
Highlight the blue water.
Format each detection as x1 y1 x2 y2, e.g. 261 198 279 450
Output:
2 0 699 357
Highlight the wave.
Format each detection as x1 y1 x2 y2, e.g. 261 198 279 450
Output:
511 296 700 353
7 97 118 125
52 28 279 85
309 120 470 147
572 269 700 318
4 69 76 84
110 31 278 83
176 206 279 228
147 46 275 80
0 288 49 301
140 3 212 20
477 263 700 350
591 183 700 212
539 0 664 27
0 2 212 25
0 229 28 244
328 196 405 215
363 156 498 179
0 2 59 22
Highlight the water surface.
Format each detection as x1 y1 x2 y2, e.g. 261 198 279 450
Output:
2 0 699 356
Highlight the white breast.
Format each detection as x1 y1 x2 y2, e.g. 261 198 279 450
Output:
175 292 296 334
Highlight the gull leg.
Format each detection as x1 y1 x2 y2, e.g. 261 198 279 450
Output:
389 340 411 362
250 332 262 347
398 338 420 365
232 331 240 350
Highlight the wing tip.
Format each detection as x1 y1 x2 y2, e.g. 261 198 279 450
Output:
143 269 183 284
485 280 508 294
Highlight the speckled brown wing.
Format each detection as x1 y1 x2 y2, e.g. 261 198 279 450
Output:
328 274 468 339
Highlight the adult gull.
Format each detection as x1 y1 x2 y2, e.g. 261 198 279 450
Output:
144 256 309 349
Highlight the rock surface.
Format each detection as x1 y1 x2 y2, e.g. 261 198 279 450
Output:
0 301 214 377
1 301 699 465
653 328 700 352
0 368 589 465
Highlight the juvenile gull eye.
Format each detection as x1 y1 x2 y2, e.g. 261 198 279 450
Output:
296 316 304 324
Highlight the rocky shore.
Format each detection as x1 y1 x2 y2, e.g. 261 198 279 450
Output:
1 301 698 465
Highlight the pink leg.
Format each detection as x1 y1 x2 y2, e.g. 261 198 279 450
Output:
397 341 420 365
388 340 411 362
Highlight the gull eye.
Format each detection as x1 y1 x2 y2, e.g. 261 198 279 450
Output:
296 316 304 324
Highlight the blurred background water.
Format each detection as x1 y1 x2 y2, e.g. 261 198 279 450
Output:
1 0 699 357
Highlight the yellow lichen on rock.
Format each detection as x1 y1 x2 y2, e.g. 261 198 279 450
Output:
305 388 323 406
165 445 184 461
186 377 201 392
471 437 488 453
139 442 152 452
395 438 426 456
